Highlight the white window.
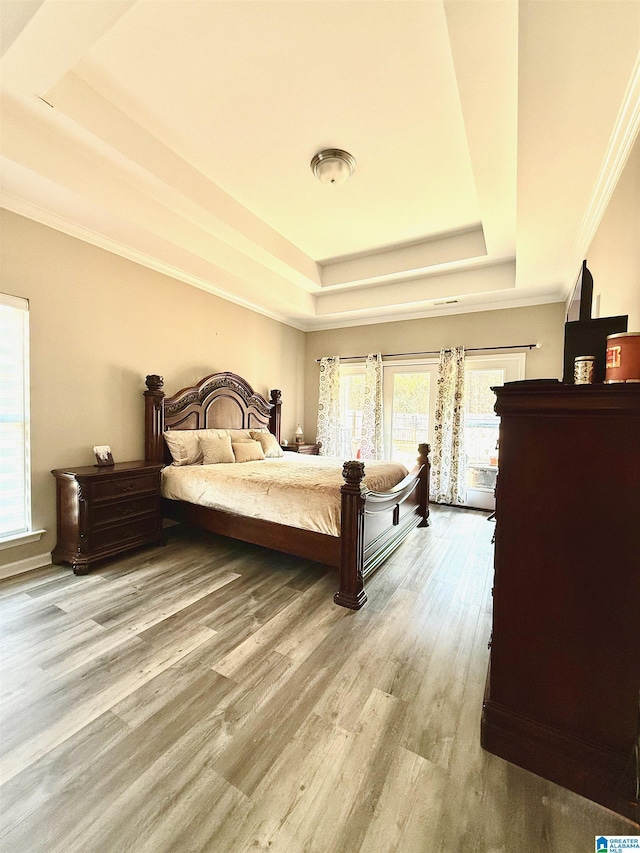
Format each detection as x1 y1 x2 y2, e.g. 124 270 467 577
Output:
0 293 32 540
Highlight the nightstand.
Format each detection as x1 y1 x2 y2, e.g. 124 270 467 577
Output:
282 443 321 455
51 461 164 574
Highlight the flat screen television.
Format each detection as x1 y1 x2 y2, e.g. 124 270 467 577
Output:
566 260 594 323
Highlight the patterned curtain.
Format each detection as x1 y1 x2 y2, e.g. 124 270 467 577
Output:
360 353 383 460
317 357 341 456
431 346 466 504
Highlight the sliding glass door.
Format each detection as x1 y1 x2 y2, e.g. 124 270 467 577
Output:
338 354 525 509
383 363 437 467
463 356 523 509
338 366 365 457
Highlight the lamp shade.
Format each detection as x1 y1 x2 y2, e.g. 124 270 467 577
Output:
310 149 356 186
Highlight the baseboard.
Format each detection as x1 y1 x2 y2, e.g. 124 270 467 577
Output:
0 552 52 580
481 698 638 823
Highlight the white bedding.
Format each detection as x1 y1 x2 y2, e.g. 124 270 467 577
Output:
161 454 409 537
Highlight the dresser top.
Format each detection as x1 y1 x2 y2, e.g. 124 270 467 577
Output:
494 381 640 416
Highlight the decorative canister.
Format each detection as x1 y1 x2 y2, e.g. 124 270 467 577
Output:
574 355 595 385
605 332 640 383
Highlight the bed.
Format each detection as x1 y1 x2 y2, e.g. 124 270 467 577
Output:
144 372 430 609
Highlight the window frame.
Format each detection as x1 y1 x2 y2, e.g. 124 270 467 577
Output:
0 293 41 548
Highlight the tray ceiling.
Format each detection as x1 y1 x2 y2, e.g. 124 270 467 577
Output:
1 0 638 330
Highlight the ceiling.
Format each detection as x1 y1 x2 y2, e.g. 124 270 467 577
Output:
1 0 639 331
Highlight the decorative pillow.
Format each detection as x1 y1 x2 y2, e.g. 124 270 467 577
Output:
164 430 202 466
250 430 284 458
232 439 265 463
199 433 235 464
227 428 254 442
199 428 232 440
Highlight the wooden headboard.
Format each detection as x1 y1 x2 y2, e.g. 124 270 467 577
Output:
144 372 282 464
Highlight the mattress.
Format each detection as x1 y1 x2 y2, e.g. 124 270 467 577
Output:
161 453 409 537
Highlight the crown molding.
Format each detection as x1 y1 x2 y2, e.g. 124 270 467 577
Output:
563 54 640 296
0 193 310 332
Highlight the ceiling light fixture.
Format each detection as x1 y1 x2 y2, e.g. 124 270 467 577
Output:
310 149 356 186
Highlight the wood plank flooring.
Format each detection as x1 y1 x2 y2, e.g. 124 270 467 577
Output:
0 506 637 852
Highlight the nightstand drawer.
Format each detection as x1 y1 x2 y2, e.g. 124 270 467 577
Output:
92 473 158 501
93 494 158 526
91 515 159 551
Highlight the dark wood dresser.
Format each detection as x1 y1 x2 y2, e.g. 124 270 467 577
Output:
51 461 164 574
282 443 321 455
481 381 640 821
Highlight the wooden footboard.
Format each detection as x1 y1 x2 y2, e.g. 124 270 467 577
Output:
336 445 430 609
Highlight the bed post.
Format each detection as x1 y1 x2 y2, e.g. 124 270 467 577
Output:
144 375 165 463
335 461 368 610
269 389 282 442
417 442 431 527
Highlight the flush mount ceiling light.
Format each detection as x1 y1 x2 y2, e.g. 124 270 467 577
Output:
310 149 356 186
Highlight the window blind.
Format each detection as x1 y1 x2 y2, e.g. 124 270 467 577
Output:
0 293 31 539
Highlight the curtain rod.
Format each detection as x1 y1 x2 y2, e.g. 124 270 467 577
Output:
315 343 540 363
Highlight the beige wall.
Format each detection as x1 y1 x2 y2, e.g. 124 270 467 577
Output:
303 302 566 439
586 134 640 329
0 210 305 569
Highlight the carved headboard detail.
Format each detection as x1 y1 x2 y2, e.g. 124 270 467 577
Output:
144 372 282 464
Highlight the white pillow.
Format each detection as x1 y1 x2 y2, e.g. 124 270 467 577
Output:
250 430 284 458
232 440 265 463
164 430 202 466
164 427 260 464
199 433 235 464
227 428 254 442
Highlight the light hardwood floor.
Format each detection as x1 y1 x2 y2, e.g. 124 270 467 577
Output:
0 506 637 852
